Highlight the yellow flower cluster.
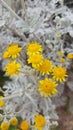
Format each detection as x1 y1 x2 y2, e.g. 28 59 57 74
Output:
0 117 18 130
19 114 46 130
58 51 73 62
3 43 22 77
27 42 53 75
1 115 46 130
3 42 68 98
27 42 68 97
1 41 69 130
27 42 44 69
58 51 65 63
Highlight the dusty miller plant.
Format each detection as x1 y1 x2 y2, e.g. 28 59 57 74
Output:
0 0 73 130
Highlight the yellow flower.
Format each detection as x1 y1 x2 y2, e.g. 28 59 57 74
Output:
56 33 61 38
37 59 53 75
58 51 64 56
1 122 9 130
67 53 73 59
5 61 21 77
10 117 18 126
60 58 65 63
34 114 46 130
0 96 5 107
28 53 43 68
3 43 22 59
53 66 68 83
26 42 43 56
20 120 30 130
38 78 58 97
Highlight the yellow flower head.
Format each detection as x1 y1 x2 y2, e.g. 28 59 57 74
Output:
34 114 46 130
10 117 18 126
38 59 53 75
53 66 68 83
38 78 58 97
28 53 43 68
0 96 5 107
1 122 9 130
20 120 30 130
67 53 73 59
5 61 21 77
3 43 22 59
58 51 64 56
26 42 43 56
60 58 65 63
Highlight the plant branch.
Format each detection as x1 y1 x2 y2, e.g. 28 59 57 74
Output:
0 0 22 20
5 24 27 41
20 0 28 21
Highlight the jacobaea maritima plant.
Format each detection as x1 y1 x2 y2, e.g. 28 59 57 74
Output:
0 0 73 130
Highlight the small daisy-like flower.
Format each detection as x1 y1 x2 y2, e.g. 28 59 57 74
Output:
58 51 64 56
60 58 65 63
0 96 5 107
20 120 30 130
38 59 53 75
3 43 22 59
10 117 18 126
38 78 58 97
1 122 9 130
26 42 43 56
53 66 68 83
5 61 21 77
67 53 73 59
28 53 43 68
34 114 46 130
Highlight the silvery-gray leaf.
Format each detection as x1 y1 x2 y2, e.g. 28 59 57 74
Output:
0 20 5 27
69 30 73 37
14 20 29 32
